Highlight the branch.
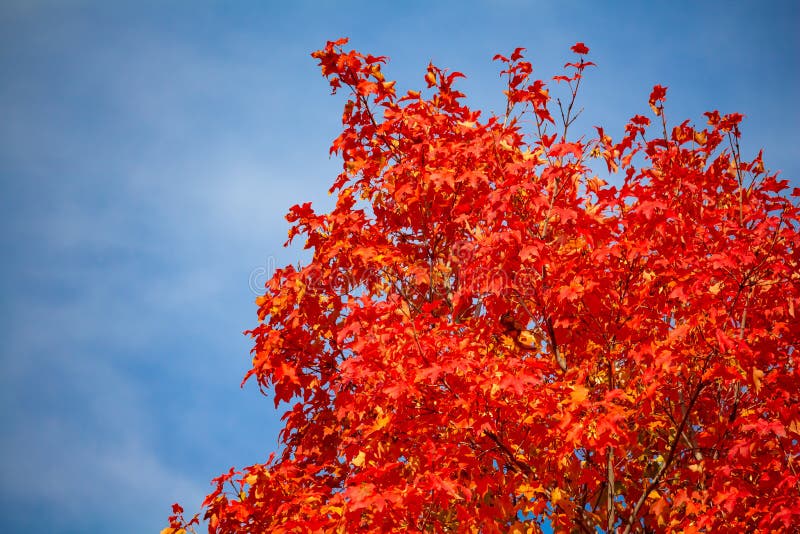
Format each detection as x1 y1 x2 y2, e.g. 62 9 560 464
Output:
483 430 535 477
512 288 566 372
622 379 706 533
545 315 567 372
606 447 616 532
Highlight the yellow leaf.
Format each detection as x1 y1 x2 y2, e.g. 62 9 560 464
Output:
650 102 662 116
295 278 306 300
570 385 589 405
500 334 516 350
518 483 543 499
788 420 800 436
326 505 343 516
708 281 723 295
161 529 185 534
352 450 366 467
648 490 660 500
517 330 538 349
694 130 708 145
752 367 764 393
397 300 411 318
374 412 391 431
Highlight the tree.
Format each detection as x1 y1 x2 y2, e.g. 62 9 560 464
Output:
166 38 800 533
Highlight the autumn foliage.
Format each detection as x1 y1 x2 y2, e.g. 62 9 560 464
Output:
168 39 800 532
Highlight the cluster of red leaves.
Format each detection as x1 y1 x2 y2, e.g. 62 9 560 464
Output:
168 38 800 533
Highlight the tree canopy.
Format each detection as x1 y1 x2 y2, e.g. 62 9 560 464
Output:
167 38 800 533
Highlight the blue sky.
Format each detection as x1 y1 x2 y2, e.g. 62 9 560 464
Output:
0 1 796 532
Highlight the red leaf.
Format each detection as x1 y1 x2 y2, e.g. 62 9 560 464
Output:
549 142 582 159
571 42 590 54
649 84 668 115
511 47 526 61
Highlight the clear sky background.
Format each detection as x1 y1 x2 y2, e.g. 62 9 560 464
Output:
0 1 797 532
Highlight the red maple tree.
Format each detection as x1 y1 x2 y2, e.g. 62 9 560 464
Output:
167 39 800 533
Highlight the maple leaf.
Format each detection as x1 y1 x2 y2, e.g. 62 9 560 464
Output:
571 42 590 54
548 142 582 159
649 84 668 115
